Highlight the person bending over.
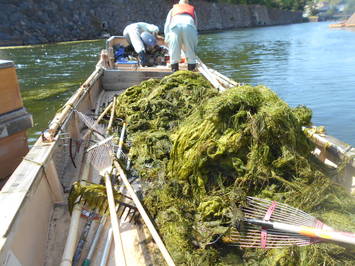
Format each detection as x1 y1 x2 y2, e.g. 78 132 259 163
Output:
123 22 159 66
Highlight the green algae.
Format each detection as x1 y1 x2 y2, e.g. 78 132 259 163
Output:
22 82 77 102
113 71 355 265
68 181 124 215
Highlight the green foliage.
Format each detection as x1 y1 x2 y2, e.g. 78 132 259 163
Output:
205 0 306 11
113 72 355 265
344 0 355 15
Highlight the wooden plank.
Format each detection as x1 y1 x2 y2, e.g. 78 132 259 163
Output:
0 160 44 238
0 131 29 180
0 67 23 114
1 176 53 266
0 134 60 240
43 159 64 203
104 173 127 266
102 70 170 91
107 36 167 50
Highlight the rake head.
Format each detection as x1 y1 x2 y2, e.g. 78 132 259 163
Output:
229 197 331 248
68 181 139 223
86 136 114 174
75 110 106 137
72 111 140 223
75 110 129 173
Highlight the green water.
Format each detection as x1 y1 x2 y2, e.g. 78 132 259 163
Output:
0 40 105 144
1 22 355 146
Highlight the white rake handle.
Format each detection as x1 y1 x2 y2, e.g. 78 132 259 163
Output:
273 222 355 245
113 160 176 266
104 173 127 266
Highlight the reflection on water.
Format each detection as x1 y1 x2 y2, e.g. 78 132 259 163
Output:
1 22 354 146
199 22 355 146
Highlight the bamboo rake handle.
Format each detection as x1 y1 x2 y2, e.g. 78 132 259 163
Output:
82 101 113 140
113 160 176 266
104 172 127 266
82 216 107 266
196 57 224 90
107 97 116 131
99 228 113 266
60 156 91 266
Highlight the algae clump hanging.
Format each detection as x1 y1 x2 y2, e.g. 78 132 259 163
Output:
113 71 355 265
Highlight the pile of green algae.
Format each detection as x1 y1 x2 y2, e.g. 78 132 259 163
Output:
113 71 355 265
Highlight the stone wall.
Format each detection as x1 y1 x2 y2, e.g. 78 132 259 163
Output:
0 0 303 46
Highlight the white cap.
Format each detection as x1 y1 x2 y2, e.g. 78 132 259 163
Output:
147 24 159 34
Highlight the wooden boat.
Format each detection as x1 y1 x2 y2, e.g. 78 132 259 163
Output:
329 12 355 28
0 36 354 266
0 60 32 184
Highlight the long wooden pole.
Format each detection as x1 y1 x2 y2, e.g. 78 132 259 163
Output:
113 160 175 266
60 158 91 266
196 57 224 91
104 172 127 266
107 97 116 131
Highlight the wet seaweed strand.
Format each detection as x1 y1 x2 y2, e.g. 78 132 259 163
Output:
113 71 355 265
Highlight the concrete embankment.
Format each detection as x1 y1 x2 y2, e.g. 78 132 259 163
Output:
0 0 303 46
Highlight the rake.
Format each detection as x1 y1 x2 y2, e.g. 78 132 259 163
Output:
229 197 355 248
75 110 128 265
72 210 99 266
77 110 175 266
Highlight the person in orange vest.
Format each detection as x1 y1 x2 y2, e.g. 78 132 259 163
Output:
164 0 198 72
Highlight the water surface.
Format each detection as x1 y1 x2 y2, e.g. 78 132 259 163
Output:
1 22 354 146
199 22 355 146
0 40 104 144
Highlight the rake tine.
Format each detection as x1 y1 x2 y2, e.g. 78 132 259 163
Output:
86 136 113 152
243 199 317 224
124 210 132 222
244 200 317 226
247 197 312 219
242 207 313 226
232 237 311 244
129 211 137 223
120 206 127 218
117 205 125 219
237 197 355 248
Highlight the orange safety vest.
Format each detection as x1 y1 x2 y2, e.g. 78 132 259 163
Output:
171 4 195 20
